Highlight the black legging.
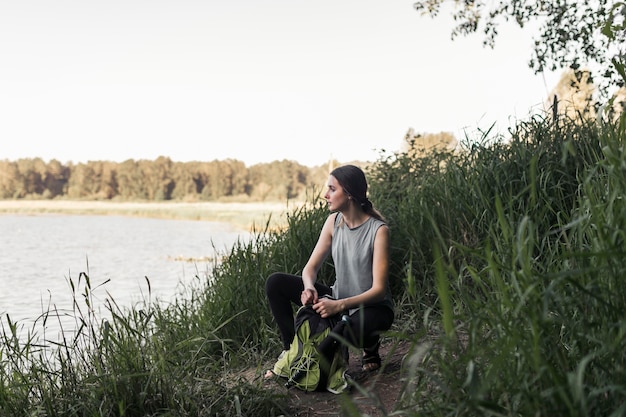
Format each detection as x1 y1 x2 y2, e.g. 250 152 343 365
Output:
265 272 394 351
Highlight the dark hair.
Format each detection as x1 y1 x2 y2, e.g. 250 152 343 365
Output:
330 164 385 222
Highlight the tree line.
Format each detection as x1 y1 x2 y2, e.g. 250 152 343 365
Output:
0 156 343 202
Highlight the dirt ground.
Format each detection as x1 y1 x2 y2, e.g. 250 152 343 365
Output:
261 339 413 416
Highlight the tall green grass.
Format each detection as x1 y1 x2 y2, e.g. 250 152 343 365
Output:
1 114 625 416
387 116 626 416
0 271 288 416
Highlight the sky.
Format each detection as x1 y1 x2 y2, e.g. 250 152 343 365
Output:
0 0 562 167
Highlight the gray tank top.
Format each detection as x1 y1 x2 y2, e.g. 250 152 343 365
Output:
331 213 394 313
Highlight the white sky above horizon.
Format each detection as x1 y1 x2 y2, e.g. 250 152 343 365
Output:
0 0 562 167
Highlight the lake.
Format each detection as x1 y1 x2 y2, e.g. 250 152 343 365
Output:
0 214 248 340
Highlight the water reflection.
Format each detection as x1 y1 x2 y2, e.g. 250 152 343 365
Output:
0 214 247 340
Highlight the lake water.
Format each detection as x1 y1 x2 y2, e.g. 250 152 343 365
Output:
0 214 247 340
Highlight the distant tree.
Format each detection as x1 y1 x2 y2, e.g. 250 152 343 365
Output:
66 163 97 199
195 162 214 200
15 158 46 198
229 159 251 197
250 181 272 201
248 160 310 201
43 159 70 198
402 129 458 159
547 69 597 121
203 161 223 200
139 156 174 201
215 159 248 198
307 162 333 196
0 160 19 198
117 159 146 200
248 164 270 200
170 162 200 201
413 0 626 95
284 161 310 200
97 161 119 199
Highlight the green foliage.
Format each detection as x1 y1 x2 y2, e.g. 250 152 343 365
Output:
392 118 626 415
0 272 287 416
414 0 626 94
2 108 626 414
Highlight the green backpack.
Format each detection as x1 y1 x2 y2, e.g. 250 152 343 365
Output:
271 305 349 394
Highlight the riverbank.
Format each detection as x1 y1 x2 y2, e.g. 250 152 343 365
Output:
0 200 297 231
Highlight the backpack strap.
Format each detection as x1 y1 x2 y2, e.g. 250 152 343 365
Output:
294 303 339 337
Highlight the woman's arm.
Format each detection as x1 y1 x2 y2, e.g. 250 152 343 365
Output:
300 213 336 305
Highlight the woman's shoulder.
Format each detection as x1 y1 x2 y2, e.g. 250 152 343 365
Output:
321 212 340 232
368 216 387 229
327 212 341 225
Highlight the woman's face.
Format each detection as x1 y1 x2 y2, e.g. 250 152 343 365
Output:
324 175 350 212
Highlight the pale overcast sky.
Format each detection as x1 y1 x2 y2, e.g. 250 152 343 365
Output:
0 0 561 167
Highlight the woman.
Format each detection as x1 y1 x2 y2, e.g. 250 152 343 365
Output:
265 164 394 373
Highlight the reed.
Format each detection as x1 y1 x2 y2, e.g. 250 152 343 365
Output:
0 271 286 416
390 116 626 416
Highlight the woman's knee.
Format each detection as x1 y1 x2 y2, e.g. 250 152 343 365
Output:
265 272 284 295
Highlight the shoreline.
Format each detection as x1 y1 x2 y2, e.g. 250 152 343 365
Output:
0 200 299 231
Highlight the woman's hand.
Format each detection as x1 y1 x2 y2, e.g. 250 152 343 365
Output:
313 297 342 318
301 287 318 306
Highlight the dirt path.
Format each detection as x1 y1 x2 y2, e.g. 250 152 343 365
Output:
262 339 412 416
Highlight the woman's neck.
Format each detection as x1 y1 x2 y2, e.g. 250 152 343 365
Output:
340 206 369 229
